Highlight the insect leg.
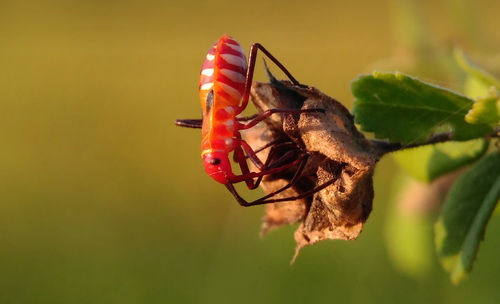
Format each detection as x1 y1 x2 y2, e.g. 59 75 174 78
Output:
232 142 282 190
233 136 301 187
237 139 265 170
225 154 309 207
249 154 308 202
175 119 203 128
236 114 258 122
227 159 337 207
237 138 301 171
237 108 325 130
258 176 337 204
251 144 301 188
238 43 300 114
252 139 296 156
233 145 258 189
229 156 301 184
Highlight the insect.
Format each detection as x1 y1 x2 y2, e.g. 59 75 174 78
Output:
176 34 333 206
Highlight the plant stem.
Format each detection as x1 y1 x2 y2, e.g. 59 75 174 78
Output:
372 127 500 155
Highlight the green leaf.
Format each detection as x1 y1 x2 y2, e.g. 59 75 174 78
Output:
394 139 488 182
435 152 500 284
465 88 500 125
351 71 492 145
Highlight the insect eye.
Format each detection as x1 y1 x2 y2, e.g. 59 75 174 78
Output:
209 158 221 165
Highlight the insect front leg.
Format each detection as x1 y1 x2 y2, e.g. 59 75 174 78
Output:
225 154 309 207
233 145 258 190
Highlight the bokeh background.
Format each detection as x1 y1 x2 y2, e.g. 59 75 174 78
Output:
1 0 500 303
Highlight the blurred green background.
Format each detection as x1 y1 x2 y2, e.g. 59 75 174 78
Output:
1 0 500 303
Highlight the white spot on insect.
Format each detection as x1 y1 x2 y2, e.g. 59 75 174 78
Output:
200 82 213 90
220 69 246 83
206 54 215 61
225 43 245 56
225 138 233 148
225 106 235 114
201 68 214 76
219 82 242 99
220 54 247 68
225 119 234 130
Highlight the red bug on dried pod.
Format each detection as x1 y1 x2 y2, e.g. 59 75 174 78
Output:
176 34 331 206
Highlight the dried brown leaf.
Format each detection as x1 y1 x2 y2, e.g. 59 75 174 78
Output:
247 79 382 260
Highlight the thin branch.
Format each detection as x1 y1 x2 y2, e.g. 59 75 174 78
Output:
372 127 500 155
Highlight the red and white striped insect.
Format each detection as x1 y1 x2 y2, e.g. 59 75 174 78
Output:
176 34 328 206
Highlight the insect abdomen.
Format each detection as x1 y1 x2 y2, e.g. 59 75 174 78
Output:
199 35 247 110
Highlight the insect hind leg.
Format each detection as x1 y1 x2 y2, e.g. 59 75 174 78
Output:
238 43 300 114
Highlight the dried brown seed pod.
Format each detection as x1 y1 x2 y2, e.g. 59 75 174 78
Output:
246 78 384 260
